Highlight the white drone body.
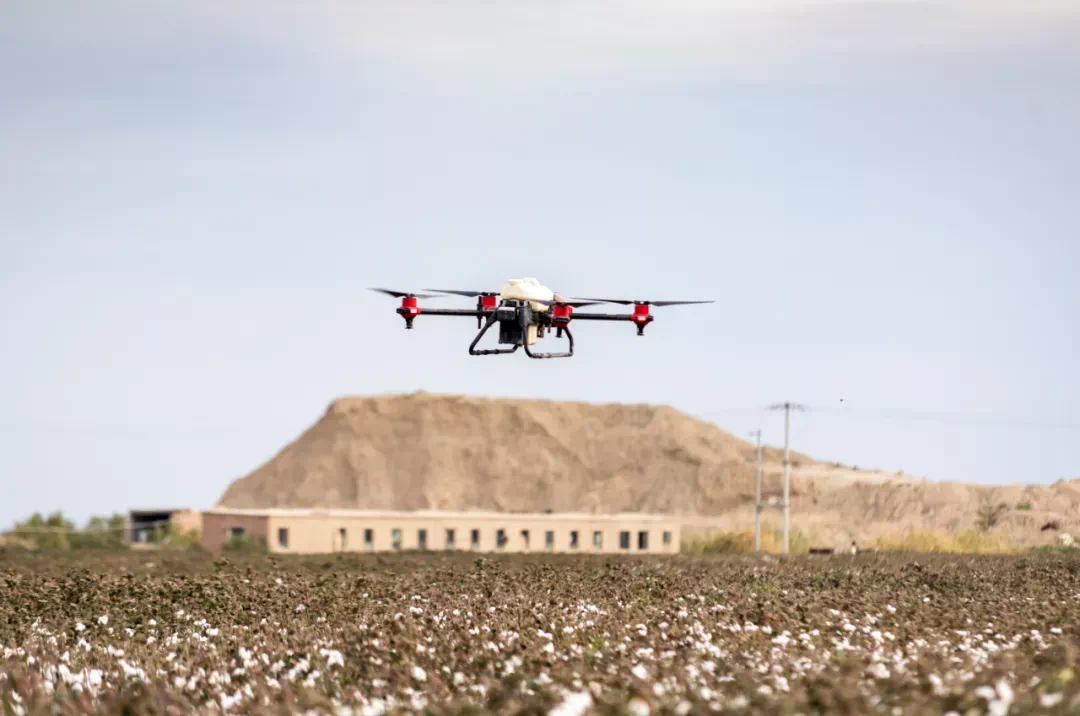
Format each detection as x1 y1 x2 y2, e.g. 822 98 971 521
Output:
499 278 555 344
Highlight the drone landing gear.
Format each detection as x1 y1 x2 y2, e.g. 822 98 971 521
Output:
523 326 573 359
469 315 520 356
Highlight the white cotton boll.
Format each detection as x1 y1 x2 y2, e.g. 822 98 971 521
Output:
411 665 427 682
1041 692 1064 708
631 664 648 680
321 649 344 668
98 616 109 626
549 691 593 716
627 697 650 716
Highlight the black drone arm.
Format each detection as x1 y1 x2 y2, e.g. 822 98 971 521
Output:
418 309 485 318
563 312 633 322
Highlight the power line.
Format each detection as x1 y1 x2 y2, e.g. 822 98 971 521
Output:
802 405 1080 430
0 420 287 441
0 405 1076 441
4 519 172 534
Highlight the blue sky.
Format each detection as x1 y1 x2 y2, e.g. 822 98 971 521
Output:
2 1 1078 528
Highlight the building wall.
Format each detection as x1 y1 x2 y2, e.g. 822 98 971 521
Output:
203 509 680 555
170 509 203 537
201 512 269 552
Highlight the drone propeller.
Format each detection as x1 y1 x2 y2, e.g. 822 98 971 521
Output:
570 297 714 307
531 298 603 309
369 288 443 299
424 289 500 298
422 288 502 329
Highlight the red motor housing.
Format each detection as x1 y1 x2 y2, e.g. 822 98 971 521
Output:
552 303 573 325
480 295 498 311
396 296 421 328
631 303 653 335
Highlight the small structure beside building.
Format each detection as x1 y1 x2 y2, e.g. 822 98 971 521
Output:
201 507 681 555
127 508 202 545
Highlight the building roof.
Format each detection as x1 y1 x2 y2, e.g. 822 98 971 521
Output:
204 507 677 522
128 508 190 516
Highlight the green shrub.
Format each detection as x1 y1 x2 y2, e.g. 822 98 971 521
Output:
161 530 203 551
70 514 127 550
222 533 268 553
1015 502 1032 511
9 512 74 550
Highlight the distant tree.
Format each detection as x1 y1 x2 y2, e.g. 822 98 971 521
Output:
11 511 74 550
70 514 127 550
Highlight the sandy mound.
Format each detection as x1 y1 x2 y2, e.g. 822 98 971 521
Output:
217 392 1079 547
218 392 813 514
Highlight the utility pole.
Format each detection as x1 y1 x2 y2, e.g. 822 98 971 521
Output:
767 402 806 554
749 429 762 552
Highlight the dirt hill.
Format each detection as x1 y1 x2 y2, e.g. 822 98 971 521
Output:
217 392 1079 548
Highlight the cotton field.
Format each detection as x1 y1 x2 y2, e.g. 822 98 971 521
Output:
1 551 1079 714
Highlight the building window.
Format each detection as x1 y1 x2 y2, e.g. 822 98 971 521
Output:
663 531 672 547
418 529 428 551
364 529 374 549
339 528 348 551
229 526 245 538
471 529 480 549
392 529 402 550
570 530 579 549
496 529 507 549
593 531 603 550
521 529 530 549
545 530 554 550
619 531 630 550
278 528 289 549
638 531 648 550
446 528 455 550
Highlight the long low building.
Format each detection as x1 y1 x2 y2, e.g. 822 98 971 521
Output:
202 507 681 555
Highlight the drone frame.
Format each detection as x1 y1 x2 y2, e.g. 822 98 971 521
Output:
377 288 704 360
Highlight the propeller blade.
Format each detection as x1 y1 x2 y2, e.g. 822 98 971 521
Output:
424 289 500 297
369 288 442 299
569 297 635 305
533 299 603 308
569 297 713 307
650 300 715 307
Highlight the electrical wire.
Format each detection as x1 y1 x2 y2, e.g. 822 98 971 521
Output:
3 519 173 534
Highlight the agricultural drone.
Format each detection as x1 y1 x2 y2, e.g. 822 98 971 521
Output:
370 278 713 359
